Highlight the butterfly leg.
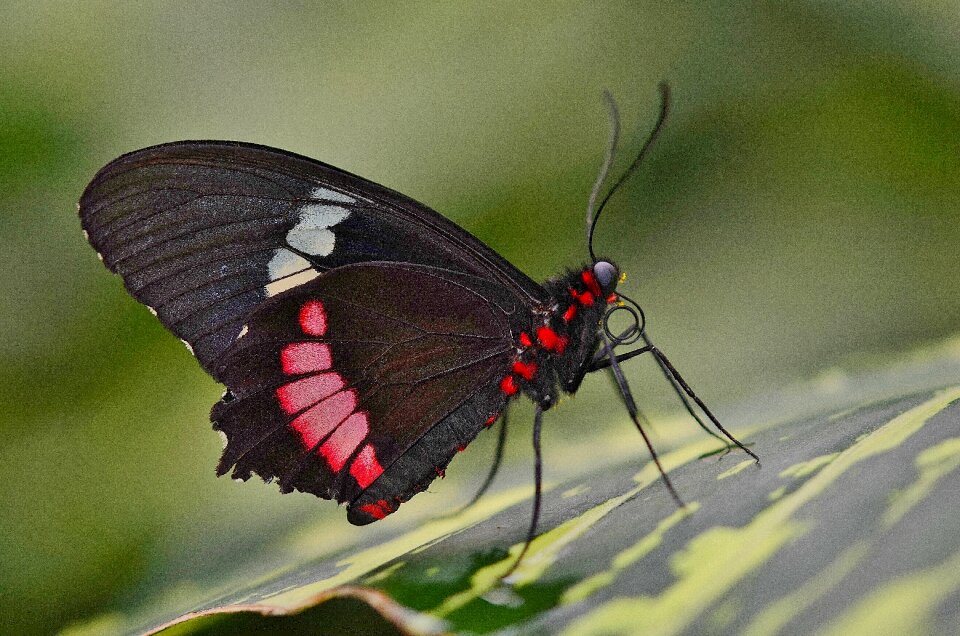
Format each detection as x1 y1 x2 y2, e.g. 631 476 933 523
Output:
588 337 748 455
501 405 543 580
599 333 685 507
446 410 509 517
645 344 759 462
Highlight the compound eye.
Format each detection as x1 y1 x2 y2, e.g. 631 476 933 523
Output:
593 260 619 295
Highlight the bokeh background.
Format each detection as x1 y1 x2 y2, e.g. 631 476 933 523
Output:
3 2 959 633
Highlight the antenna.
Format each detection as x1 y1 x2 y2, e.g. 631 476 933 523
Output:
586 91 621 253
587 81 671 262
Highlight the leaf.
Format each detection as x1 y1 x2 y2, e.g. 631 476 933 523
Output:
62 352 960 635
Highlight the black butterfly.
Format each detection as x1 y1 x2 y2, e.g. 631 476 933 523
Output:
80 83 755 569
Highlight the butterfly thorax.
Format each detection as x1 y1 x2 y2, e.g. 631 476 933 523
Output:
499 265 618 410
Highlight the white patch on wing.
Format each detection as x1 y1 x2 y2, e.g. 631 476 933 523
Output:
261 196 351 297
310 186 355 204
217 430 228 449
268 248 312 281
265 269 320 297
286 204 350 257
147 306 158 316
180 339 194 355
236 325 248 339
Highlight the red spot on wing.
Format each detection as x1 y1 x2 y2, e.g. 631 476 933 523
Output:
299 300 327 336
563 304 577 322
277 373 345 414
350 444 384 489
500 375 519 395
319 411 368 471
358 499 395 520
280 342 332 375
512 360 538 381
485 414 498 427
519 332 533 348
582 270 602 297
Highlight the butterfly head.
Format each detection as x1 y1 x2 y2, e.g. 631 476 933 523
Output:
592 260 620 297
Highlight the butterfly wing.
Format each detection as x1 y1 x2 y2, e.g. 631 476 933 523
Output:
79 141 548 381
211 262 513 522
80 141 542 522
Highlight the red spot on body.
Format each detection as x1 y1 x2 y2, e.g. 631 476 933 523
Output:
512 360 538 381
350 444 384 488
357 498 395 520
570 288 594 306
536 325 559 349
563 304 577 322
484 414 498 427
582 270 602 297
500 375 519 395
277 373 345 414
280 342 332 375
536 326 568 353
606 293 617 304
299 300 327 336
519 332 533 347
318 411 368 470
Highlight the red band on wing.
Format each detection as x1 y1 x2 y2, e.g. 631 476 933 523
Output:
281 342 332 375
350 444 384 488
299 300 328 336
357 499 395 520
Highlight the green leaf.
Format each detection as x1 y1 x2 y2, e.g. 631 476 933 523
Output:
63 372 960 635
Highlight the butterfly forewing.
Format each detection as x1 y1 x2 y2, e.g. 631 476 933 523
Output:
80 141 547 380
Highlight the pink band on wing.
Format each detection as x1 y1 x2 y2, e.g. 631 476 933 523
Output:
350 444 384 489
299 299 328 336
319 412 369 471
277 373 345 415
289 389 358 449
281 342 332 375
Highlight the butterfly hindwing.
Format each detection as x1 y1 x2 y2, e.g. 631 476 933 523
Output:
210 262 514 516
80 141 547 381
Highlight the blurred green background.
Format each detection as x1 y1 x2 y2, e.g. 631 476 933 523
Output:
3 2 959 633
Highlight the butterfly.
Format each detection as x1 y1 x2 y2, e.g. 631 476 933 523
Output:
79 83 756 568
